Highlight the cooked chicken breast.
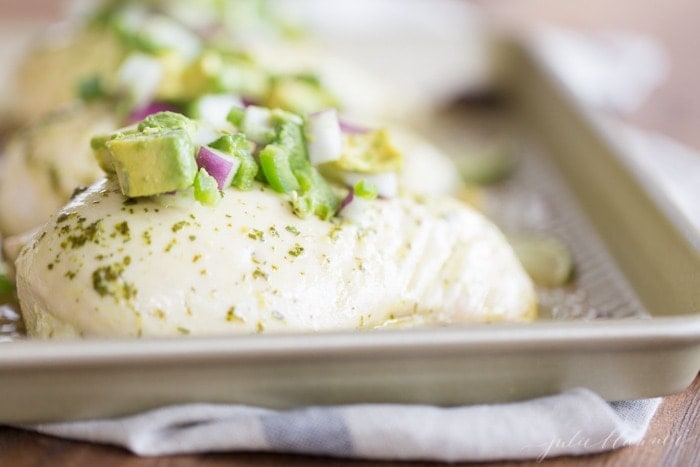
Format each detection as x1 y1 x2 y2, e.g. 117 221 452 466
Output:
15 178 535 338
0 103 119 237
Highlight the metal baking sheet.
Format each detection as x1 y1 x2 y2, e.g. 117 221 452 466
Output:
0 37 699 424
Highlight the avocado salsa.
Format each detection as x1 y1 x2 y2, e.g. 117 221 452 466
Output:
92 109 402 220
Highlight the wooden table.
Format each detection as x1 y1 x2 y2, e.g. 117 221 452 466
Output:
1 1 699 465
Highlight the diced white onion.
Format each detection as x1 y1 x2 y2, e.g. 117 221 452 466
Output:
195 94 243 130
338 195 372 223
118 53 164 109
165 0 219 32
192 122 221 148
342 172 399 198
113 4 150 31
142 16 202 60
306 109 344 165
242 106 274 144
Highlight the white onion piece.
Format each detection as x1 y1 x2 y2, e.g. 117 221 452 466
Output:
165 1 219 32
142 16 202 60
192 122 221 147
118 53 164 109
196 146 241 189
113 4 150 32
338 195 372 223
343 172 399 198
306 109 343 165
195 94 243 130
242 106 274 144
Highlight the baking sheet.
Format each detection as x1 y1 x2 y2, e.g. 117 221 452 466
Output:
0 7 699 423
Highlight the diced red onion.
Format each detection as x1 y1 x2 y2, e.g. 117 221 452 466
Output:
196 146 241 189
127 102 182 124
306 109 343 165
241 97 259 107
339 119 371 135
338 187 355 213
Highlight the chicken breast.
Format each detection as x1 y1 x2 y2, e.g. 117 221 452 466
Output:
0 103 119 237
15 178 535 338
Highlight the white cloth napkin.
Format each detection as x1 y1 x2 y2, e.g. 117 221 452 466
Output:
16 6 698 462
31 390 661 462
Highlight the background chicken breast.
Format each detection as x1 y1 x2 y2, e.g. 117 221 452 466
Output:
0 102 119 237
15 178 535 338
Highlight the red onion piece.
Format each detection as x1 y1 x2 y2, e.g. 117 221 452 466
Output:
339 119 371 135
196 146 241 189
128 102 182 124
338 187 355 213
241 97 259 107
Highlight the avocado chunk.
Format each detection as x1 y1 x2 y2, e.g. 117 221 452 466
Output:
330 129 403 173
266 74 338 116
106 130 196 198
101 112 198 197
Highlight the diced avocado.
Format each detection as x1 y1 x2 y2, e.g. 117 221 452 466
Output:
208 133 249 154
91 133 117 173
193 168 222 206
181 50 268 102
91 124 141 173
105 127 197 198
270 108 304 127
138 111 194 134
266 75 338 116
209 134 258 190
331 129 402 173
217 60 269 100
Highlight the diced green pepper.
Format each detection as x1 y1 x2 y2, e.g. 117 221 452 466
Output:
259 144 300 193
291 165 339 220
193 168 222 206
354 179 378 200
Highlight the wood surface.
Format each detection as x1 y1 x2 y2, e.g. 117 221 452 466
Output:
1 1 699 465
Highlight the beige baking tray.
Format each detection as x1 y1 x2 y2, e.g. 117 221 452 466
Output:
1 37 699 424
